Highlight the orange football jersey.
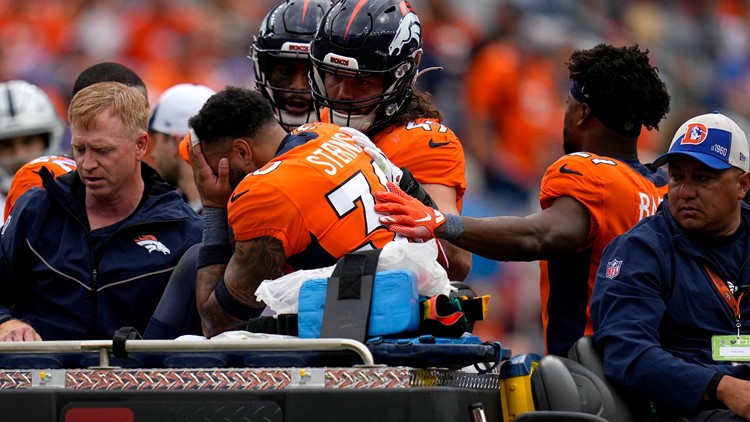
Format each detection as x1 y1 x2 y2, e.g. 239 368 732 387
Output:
538 152 668 355
319 109 467 210
4 155 77 221
228 122 397 271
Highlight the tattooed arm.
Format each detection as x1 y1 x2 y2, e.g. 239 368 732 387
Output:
196 236 286 338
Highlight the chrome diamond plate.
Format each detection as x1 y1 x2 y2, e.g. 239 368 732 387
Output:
0 367 499 391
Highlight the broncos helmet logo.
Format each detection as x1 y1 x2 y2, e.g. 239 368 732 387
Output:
135 235 171 255
388 12 421 58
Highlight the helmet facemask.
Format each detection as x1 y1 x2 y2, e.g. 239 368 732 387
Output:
311 49 421 134
251 43 316 131
309 0 423 135
249 0 329 131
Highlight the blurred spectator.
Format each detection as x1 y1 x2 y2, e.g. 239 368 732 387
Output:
148 83 215 212
463 4 564 213
417 0 482 132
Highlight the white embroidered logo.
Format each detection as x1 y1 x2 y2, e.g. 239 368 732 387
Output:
388 13 421 58
135 235 171 255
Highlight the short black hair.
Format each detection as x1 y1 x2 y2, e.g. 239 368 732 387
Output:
73 62 147 97
189 86 277 145
567 44 670 132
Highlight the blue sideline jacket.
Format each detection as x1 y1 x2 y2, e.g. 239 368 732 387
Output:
0 164 203 340
591 199 750 415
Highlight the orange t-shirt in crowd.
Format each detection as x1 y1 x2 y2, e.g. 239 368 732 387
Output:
227 122 397 272
465 42 563 188
538 151 668 356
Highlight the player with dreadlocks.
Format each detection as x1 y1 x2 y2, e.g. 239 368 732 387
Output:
373 43 672 356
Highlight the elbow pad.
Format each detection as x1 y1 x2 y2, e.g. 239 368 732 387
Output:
399 167 438 209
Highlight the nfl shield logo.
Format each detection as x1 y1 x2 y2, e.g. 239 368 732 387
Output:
606 259 622 279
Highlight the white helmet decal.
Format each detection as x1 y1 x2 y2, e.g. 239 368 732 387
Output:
388 13 421 58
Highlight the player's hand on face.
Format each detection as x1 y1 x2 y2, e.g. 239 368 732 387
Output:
188 130 232 209
374 181 445 240
341 127 403 184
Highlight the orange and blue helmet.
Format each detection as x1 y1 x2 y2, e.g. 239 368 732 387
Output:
310 0 423 135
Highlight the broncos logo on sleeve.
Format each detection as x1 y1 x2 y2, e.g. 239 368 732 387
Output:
4 155 76 222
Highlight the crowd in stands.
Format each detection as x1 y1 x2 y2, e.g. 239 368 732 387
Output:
3 0 750 354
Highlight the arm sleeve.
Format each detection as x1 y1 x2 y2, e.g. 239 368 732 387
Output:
590 234 717 414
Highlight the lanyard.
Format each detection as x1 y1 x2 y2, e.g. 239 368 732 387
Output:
706 265 747 338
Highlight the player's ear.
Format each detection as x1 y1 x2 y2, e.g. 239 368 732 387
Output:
578 102 591 124
135 131 148 160
232 138 253 164
737 170 750 200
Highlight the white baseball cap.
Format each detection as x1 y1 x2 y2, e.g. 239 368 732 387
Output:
653 111 749 172
148 84 215 137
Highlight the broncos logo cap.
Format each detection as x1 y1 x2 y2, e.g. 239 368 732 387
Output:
653 111 749 172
